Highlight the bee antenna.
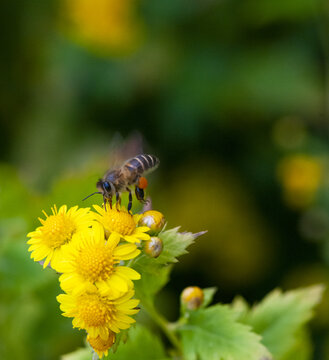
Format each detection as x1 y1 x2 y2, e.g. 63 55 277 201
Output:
82 192 103 201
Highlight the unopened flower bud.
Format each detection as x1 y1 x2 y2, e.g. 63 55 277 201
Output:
181 286 204 310
139 210 165 235
144 236 163 258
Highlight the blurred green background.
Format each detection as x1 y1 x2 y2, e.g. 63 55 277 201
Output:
1 0 329 359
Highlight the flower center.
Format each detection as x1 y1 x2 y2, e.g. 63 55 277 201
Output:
102 208 136 235
76 245 114 282
41 214 76 248
78 294 110 327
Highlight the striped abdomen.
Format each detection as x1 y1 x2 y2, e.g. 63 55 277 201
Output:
124 154 160 174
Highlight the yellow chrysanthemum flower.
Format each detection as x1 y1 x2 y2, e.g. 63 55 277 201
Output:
56 223 141 298
93 205 150 244
57 285 139 339
27 205 94 269
87 332 116 359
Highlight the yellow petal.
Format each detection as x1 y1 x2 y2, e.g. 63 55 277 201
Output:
135 226 150 233
107 232 120 248
124 249 141 260
107 274 129 292
134 232 150 240
116 266 141 280
122 235 139 243
113 243 137 256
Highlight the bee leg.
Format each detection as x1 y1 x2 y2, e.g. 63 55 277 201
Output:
109 196 113 210
127 188 133 213
135 186 145 203
116 192 121 211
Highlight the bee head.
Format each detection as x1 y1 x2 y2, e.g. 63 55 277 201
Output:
83 179 114 202
97 179 114 198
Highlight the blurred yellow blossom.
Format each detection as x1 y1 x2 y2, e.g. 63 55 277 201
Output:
277 154 323 209
62 0 143 56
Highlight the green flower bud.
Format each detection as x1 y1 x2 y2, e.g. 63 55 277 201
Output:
144 236 163 258
181 286 204 310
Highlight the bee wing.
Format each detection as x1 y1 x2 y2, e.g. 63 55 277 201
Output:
103 132 145 175
103 167 122 181
118 132 144 163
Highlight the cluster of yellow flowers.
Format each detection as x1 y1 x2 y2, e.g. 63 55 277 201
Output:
27 204 163 358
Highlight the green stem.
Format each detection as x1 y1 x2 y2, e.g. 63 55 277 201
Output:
144 303 182 353
126 257 181 352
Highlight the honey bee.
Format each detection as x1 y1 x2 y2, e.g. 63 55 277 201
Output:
84 154 159 212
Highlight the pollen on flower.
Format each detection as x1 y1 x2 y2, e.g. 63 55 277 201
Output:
75 245 114 282
41 214 76 248
95 206 136 235
77 293 109 327
93 204 151 244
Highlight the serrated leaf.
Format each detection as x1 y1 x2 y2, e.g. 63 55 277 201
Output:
201 287 218 308
155 227 205 264
179 304 270 360
241 285 324 360
105 324 169 360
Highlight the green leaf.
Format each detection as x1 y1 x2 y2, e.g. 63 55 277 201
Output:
230 295 250 320
178 304 270 360
155 227 205 264
105 324 169 360
201 287 218 308
240 285 324 360
280 329 312 360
